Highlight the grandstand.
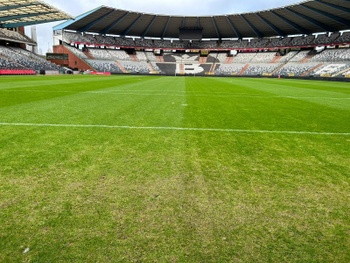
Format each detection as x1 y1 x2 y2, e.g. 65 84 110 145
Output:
0 0 349 79
48 1 350 79
0 0 71 75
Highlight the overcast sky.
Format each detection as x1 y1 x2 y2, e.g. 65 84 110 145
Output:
29 0 301 54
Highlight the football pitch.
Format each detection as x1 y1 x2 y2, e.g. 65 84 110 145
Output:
0 75 349 262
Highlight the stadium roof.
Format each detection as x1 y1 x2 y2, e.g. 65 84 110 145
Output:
54 0 350 39
0 0 72 28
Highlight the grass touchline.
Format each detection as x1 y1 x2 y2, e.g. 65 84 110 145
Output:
0 122 349 136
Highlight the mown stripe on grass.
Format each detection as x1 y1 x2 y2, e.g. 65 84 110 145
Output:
2 89 350 100
0 122 349 136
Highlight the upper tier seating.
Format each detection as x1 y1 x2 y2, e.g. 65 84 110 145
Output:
61 31 350 50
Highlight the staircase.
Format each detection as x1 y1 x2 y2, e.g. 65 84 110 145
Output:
179 64 185 75
239 64 250 75
130 54 138 61
209 63 217 74
199 57 207 63
301 54 316 63
301 63 323 76
115 61 128 73
156 56 164 62
271 63 287 75
83 51 94 59
147 63 159 74
225 57 234 64
271 56 282 63
62 45 93 71
332 66 350 77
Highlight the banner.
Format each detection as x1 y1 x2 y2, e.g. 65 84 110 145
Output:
0 69 36 75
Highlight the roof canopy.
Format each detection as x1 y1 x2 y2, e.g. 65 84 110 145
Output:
0 0 72 28
54 0 350 39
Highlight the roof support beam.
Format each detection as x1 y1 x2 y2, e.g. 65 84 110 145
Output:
270 10 310 35
78 10 115 32
211 17 221 39
255 13 285 36
4 18 66 28
300 4 350 28
141 16 157 37
101 12 129 35
0 11 58 22
161 17 171 38
240 14 263 38
225 16 242 39
286 7 333 32
0 3 38 11
122 14 143 35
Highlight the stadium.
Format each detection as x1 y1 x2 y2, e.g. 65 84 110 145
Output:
1 0 350 262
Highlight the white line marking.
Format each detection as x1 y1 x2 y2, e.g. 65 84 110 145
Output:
0 122 349 136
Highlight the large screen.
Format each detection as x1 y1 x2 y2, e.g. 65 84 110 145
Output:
46 53 68 60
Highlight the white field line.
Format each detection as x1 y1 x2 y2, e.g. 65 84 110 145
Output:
0 122 349 136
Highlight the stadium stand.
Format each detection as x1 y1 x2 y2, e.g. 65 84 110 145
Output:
86 59 122 74
64 45 88 59
0 56 25 70
0 0 348 79
156 63 177 75
215 64 245 75
309 49 350 62
337 32 350 43
58 45 350 77
0 45 60 71
120 61 150 74
243 63 281 76
232 53 258 63
311 64 349 77
275 62 320 77
277 51 299 63
88 48 113 60
209 53 228 63
288 51 310 62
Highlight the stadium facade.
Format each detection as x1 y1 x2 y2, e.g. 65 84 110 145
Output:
0 0 350 78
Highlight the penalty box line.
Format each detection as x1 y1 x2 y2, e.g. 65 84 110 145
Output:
0 122 350 136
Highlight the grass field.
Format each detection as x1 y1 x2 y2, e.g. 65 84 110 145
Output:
0 75 349 262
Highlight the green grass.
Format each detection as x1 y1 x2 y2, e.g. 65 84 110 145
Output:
0 75 349 262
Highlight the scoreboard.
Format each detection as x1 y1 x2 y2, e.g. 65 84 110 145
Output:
46 53 68 60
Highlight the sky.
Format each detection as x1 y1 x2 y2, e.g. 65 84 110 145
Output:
28 0 301 54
